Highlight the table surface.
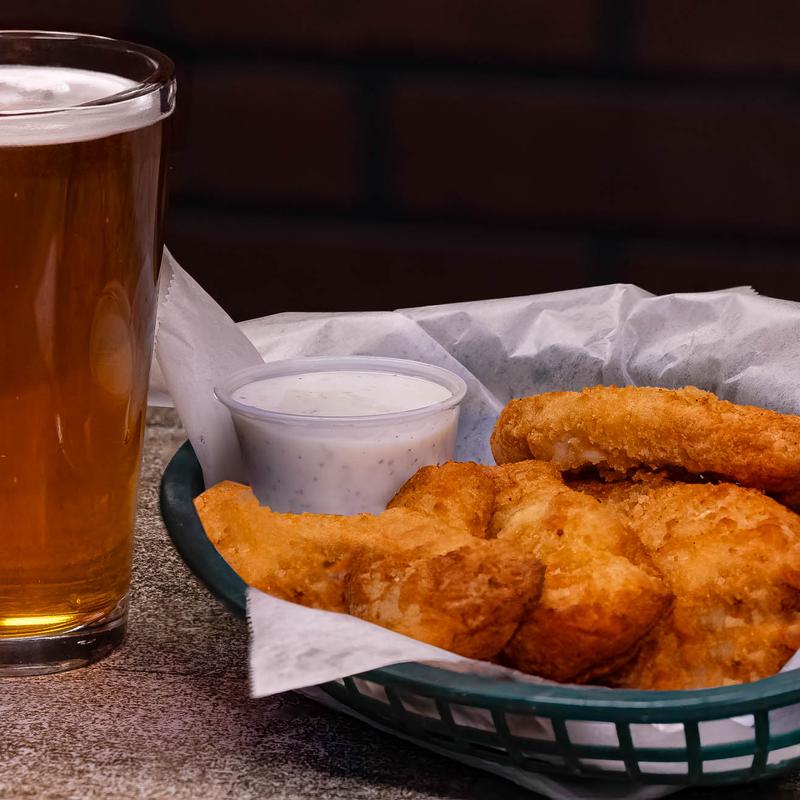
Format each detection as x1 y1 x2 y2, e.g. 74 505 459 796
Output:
3 409 799 800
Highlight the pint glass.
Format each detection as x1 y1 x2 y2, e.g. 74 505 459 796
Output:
0 32 174 673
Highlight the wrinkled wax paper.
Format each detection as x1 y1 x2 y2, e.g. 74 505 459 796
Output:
153 249 800 799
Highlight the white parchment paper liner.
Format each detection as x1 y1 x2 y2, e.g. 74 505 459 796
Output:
153 249 800 798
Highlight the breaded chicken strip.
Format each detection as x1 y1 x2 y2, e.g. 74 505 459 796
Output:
346 539 541 660
195 481 544 660
389 461 672 683
490 463 670 683
388 461 495 539
491 386 800 505
575 474 800 689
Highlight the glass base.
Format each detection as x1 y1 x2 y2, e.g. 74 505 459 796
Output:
0 595 127 676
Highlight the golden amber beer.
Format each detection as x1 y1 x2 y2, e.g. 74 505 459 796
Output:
0 33 174 673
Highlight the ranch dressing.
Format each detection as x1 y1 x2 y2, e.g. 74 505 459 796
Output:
218 360 466 515
233 371 452 417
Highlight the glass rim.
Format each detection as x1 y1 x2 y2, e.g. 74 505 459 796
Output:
0 30 174 119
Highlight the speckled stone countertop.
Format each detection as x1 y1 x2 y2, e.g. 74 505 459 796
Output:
2 409 798 800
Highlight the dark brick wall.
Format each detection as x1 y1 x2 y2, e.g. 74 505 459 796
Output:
4 3 800 319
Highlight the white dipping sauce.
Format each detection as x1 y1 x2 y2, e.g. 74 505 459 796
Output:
234 371 452 416
227 369 461 514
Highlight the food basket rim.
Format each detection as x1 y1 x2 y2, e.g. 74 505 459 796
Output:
160 439 800 718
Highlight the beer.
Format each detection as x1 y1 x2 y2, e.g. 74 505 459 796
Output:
0 36 174 672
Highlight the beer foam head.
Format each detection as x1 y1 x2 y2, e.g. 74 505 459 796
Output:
0 65 173 146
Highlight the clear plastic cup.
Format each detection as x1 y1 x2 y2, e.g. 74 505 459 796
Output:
215 356 467 514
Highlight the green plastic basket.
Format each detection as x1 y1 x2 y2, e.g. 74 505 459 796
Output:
160 441 800 789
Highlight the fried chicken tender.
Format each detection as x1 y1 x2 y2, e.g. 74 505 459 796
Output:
388 461 672 683
346 540 542 660
195 481 544 660
575 473 800 689
491 385 800 505
388 461 495 539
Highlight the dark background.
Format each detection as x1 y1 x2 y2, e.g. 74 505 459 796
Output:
5 1 800 320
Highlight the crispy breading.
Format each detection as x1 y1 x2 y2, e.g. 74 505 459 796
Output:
575 474 800 689
197 464 672 679
388 460 672 683
388 461 495 539
489 462 670 683
491 385 800 504
195 481 544 659
347 540 544 660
